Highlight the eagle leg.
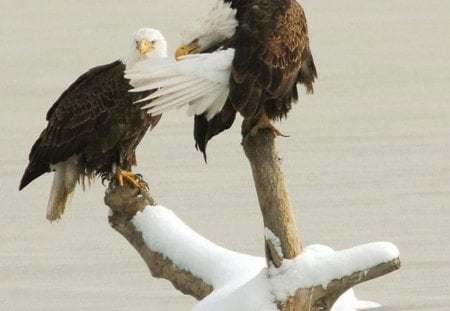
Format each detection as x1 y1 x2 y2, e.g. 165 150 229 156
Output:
116 169 148 190
250 112 289 137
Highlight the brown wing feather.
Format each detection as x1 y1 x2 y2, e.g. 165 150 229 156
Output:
19 60 157 190
194 0 316 157
229 0 316 121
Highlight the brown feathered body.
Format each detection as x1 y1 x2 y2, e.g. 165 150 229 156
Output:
19 60 160 220
194 0 317 156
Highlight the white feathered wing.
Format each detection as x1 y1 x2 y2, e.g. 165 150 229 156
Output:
125 48 234 121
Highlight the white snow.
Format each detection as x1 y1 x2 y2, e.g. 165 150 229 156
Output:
264 227 284 261
132 205 265 288
132 205 399 311
269 242 399 301
332 289 381 311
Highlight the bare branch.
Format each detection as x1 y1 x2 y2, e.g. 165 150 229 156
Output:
104 183 213 300
242 129 302 265
293 258 401 311
243 130 401 310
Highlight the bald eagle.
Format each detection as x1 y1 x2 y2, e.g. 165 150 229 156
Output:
19 28 167 221
126 0 316 159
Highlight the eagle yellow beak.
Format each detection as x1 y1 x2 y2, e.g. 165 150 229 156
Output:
175 41 201 60
137 39 153 56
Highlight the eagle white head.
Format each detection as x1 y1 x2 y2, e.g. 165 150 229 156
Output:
127 28 168 67
176 0 237 58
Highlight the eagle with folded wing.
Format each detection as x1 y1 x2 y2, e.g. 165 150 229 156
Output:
19 28 167 221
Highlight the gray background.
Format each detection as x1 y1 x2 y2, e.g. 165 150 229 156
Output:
1 0 449 310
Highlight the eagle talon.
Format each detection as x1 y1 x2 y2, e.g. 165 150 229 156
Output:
278 131 290 138
135 173 144 180
116 170 148 190
134 173 149 190
249 113 288 137
138 179 150 190
101 175 109 187
250 124 288 137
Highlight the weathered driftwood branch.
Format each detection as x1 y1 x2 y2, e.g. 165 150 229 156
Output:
292 258 401 311
243 129 304 310
242 129 302 267
103 129 401 310
242 129 401 311
104 177 401 310
104 184 213 300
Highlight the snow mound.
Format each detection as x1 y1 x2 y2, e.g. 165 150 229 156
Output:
132 205 398 310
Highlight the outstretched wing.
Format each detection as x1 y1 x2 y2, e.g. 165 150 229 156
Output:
229 0 315 118
126 49 234 120
19 60 130 189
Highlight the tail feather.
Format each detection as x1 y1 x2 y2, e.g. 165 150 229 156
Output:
298 47 317 94
46 156 80 221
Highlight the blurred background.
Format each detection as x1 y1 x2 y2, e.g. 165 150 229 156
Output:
1 0 449 310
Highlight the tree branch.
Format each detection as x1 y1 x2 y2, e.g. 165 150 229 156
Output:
242 129 302 266
243 130 401 310
103 179 401 310
104 184 213 300
103 129 401 310
293 258 401 311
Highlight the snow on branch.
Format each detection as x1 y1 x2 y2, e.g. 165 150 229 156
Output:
242 129 401 310
104 183 264 299
105 184 213 299
104 183 400 310
133 205 266 289
193 243 399 311
269 243 400 307
270 243 399 298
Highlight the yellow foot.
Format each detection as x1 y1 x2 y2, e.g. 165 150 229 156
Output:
116 170 148 189
250 113 289 137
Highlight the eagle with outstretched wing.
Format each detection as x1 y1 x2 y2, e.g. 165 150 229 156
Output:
19 28 167 221
127 0 316 160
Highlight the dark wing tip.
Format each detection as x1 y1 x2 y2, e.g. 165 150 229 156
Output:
19 172 31 190
195 142 208 164
194 115 209 164
19 165 46 190
193 102 237 164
